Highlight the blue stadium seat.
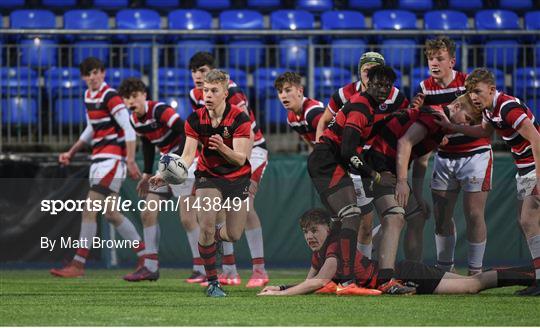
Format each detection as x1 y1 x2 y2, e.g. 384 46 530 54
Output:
296 0 333 13
525 11 540 30
424 10 468 30
55 97 86 125
107 68 142 88
175 40 214 67
380 39 417 70
43 0 77 6
64 10 110 63
92 0 128 9
220 10 264 30
253 67 287 93
394 68 403 90
116 9 161 67
0 67 38 96
447 0 482 11
348 0 382 11
0 0 24 8
536 42 540 66
314 67 351 101
168 10 212 41
329 39 367 68
162 95 192 120
372 10 417 31
145 0 181 8
247 0 281 11
1 97 38 125
64 9 109 32
514 67 540 98
73 41 110 66
19 39 58 67
279 39 309 69
399 0 433 12
485 40 519 68
196 0 230 10
158 68 192 97
10 9 56 30
321 10 365 30
525 98 540 117
219 9 265 66
475 10 520 31
264 96 287 125
45 67 82 98
410 67 431 92
500 0 533 11
227 68 248 89
226 40 264 67
270 10 315 31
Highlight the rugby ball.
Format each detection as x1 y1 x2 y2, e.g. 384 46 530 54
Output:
158 153 188 185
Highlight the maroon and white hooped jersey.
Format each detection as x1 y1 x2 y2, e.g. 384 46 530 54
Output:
189 79 265 147
417 70 491 156
287 97 325 144
129 100 184 154
482 91 540 174
84 83 127 160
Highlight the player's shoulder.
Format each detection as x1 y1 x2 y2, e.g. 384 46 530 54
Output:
303 97 324 111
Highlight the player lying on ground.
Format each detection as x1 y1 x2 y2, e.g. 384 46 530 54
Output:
315 52 410 261
308 65 413 295
118 77 188 282
188 52 269 287
150 69 253 297
258 208 535 296
364 94 477 290
434 68 540 296
412 37 491 275
51 57 145 278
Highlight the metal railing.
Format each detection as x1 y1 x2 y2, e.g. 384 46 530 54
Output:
1 29 539 153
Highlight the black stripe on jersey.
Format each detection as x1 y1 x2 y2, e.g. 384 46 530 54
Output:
331 90 344 110
230 111 251 132
306 105 324 124
446 135 481 146
500 101 527 123
424 92 460 106
153 103 168 121
511 148 532 161
506 134 525 147
226 86 245 101
342 102 373 127
186 111 202 136
93 138 125 149
201 151 243 175
92 120 119 131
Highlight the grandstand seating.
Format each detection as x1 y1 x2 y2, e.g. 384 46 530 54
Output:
107 68 142 88
228 68 248 90
157 67 192 97
499 0 533 11
279 39 309 69
64 10 110 64
116 9 161 67
348 0 383 11
175 40 214 67
448 0 483 12
55 97 86 125
525 11 540 31
514 67 540 98
321 10 366 68
168 9 213 34
254 67 287 93
296 0 333 13
475 10 520 68
145 0 181 8
320 10 365 31
314 66 351 100
372 10 417 69
270 10 315 31
10 9 56 30
93 0 129 9
43 0 77 6
44 67 82 97
219 10 264 67
0 67 38 96
398 0 433 12
424 10 468 30
0 0 24 8
1 97 38 125
246 0 281 11
196 0 231 10
264 96 287 125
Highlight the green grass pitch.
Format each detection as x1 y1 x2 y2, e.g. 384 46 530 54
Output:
1 268 539 326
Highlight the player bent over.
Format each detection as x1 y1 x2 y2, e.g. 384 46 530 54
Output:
434 68 540 296
51 57 145 278
308 65 410 294
118 77 191 281
151 70 253 297
257 209 535 296
189 52 269 287
365 94 476 290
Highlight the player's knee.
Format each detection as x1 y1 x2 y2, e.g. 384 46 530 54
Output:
140 210 155 226
382 213 405 229
226 230 242 242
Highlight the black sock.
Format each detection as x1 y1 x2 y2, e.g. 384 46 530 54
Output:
377 268 395 286
339 228 357 282
495 266 535 287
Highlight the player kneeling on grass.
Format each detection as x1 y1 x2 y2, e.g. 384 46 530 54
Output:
258 208 536 296
150 69 253 297
118 77 189 282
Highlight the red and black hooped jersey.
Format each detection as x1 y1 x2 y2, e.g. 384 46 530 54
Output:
287 97 325 144
328 81 409 116
130 101 184 154
416 70 491 156
311 226 378 288
185 103 252 180
85 83 126 160
320 93 376 153
189 79 265 147
368 106 449 173
483 91 540 174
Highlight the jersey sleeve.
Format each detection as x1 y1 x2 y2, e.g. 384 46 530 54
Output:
227 86 249 110
325 237 339 260
155 104 181 128
327 89 344 115
184 112 200 139
416 107 442 133
306 105 325 131
310 253 320 271
232 112 251 139
344 103 370 133
106 92 127 116
501 103 529 130
189 89 200 111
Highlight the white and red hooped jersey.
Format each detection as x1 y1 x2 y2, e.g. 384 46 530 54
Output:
483 91 540 174
84 83 127 160
328 81 409 116
287 97 325 144
189 79 265 147
129 101 183 154
417 70 491 156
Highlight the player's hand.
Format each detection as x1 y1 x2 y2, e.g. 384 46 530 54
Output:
257 289 284 296
440 136 449 146
149 173 166 188
433 111 453 131
136 173 151 198
58 152 72 166
395 180 410 208
127 159 142 180
411 93 425 108
208 134 225 151
260 286 281 293
375 171 396 187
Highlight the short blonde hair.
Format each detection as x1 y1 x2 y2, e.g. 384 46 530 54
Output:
424 36 456 59
465 68 496 92
204 69 229 90
452 93 482 124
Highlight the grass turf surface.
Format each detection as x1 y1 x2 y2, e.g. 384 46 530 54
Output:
1 268 539 326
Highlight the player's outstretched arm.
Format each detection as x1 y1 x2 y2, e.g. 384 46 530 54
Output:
434 111 493 138
59 124 93 165
258 258 337 296
315 107 334 142
395 123 428 207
